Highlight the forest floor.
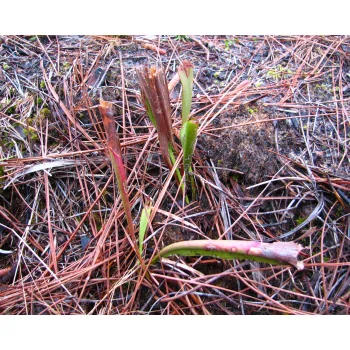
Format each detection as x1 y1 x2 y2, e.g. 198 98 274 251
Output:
0 35 349 314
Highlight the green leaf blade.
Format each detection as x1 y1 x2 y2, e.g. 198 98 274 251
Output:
178 60 194 124
139 202 152 254
151 240 305 270
180 120 199 176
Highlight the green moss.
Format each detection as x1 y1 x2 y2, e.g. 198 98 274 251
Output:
62 62 70 71
2 63 10 71
5 105 16 115
5 140 15 148
213 68 224 78
248 107 258 115
224 40 234 50
295 216 306 226
315 83 331 93
39 107 51 119
36 97 44 106
40 80 46 89
23 128 39 141
26 117 34 126
29 133 39 141
175 35 190 42
266 65 293 82
93 213 103 231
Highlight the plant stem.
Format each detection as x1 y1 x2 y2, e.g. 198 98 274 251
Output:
168 145 189 204
180 119 198 200
138 66 188 200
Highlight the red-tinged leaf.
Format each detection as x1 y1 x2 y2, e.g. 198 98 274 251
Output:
99 99 127 184
151 240 305 270
99 99 134 242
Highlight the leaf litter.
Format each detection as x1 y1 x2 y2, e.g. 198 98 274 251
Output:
0 35 349 314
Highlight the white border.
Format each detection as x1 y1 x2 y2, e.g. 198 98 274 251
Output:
0 1 348 34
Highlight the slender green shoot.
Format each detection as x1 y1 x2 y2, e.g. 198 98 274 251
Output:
180 119 198 176
178 60 197 200
180 119 198 199
139 200 152 254
151 240 305 270
168 144 189 204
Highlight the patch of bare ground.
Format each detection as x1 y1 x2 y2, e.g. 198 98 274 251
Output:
0 35 349 314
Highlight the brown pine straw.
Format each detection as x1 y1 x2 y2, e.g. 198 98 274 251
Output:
0 35 349 314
